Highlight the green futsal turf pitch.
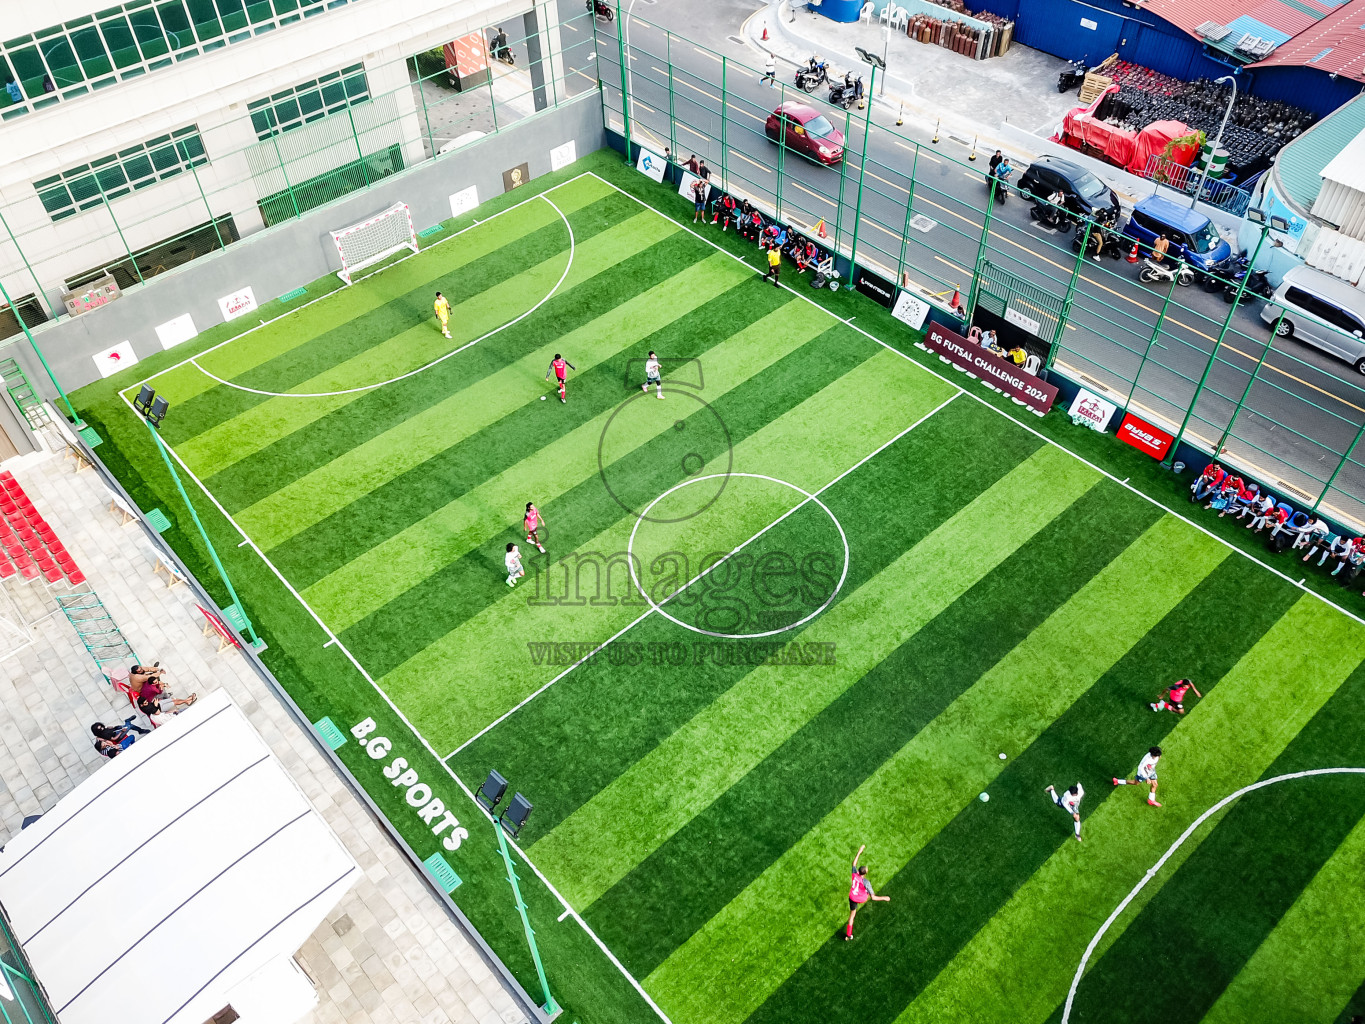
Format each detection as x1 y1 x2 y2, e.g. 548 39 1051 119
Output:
77 158 1365 1024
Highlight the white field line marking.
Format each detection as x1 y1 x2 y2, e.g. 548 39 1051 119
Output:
187 196 576 399
587 171 1365 631
112 384 674 1024
121 172 596 399
445 392 958 760
1062 767 1365 1024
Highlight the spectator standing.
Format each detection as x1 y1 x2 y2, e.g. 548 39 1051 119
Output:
691 176 709 223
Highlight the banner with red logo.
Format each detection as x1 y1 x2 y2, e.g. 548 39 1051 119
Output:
922 323 1058 416
1117 412 1174 459
444 33 488 81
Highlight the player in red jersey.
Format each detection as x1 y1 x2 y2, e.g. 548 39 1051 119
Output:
524 502 546 553
546 353 576 403
845 844 890 940
1151 678 1202 715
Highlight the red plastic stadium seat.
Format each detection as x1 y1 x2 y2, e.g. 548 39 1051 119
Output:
0 558 13 580
16 561 37 581
65 569 86 585
41 564 62 584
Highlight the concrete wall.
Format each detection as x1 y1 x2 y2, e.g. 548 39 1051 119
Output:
2 91 605 397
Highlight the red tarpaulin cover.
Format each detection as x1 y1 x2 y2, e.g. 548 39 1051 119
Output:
1127 119 1196 176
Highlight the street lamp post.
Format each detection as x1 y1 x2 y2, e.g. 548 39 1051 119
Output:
132 388 265 652
1189 75 1235 210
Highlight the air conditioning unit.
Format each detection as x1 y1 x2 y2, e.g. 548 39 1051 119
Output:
1249 38 1276 56
1234 33 1264 55
1195 20 1231 40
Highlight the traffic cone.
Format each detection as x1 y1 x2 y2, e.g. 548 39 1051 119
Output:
949 285 961 310
1126 241 1140 263
896 103 904 126
815 218 827 239
762 25 768 39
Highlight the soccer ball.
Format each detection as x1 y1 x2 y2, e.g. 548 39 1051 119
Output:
540 395 547 401
979 792 990 802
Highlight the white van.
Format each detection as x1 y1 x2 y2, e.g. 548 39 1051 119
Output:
1261 264 1365 375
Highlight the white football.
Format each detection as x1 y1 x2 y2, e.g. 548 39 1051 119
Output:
540 395 547 401
999 752 1007 760
979 792 990 802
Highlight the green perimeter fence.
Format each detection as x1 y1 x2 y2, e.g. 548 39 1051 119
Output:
591 7 1365 533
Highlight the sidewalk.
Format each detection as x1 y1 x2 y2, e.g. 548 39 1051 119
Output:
0 438 530 1024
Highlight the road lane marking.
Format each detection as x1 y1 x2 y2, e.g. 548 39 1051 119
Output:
731 149 773 176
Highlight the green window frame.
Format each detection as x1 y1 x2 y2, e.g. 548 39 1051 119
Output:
246 63 369 139
32 124 208 221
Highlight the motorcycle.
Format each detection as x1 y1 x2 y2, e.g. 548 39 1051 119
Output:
1199 253 1244 293
586 0 614 20
490 31 515 65
1138 258 1194 287
1057 57 1087 93
1029 196 1071 230
795 57 829 93
1224 268 1272 304
829 73 864 110
1070 219 1123 260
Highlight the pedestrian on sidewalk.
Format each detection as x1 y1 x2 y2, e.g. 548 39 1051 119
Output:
762 53 777 86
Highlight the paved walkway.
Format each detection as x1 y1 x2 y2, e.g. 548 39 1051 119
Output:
0 438 530 1024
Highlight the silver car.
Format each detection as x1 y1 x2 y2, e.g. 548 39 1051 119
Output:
1262 264 1365 375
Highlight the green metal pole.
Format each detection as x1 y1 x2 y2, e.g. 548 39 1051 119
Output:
183 151 226 252
849 64 877 269
143 418 264 650
93 179 145 285
614 0 632 161
896 141 920 289
721 57 729 192
833 107 851 248
492 817 558 1016
965 175 997 317
1313 415 1365 514
1047 219 1092 371
776 80 786 219
346 106 371 186
1124 271 1180 409
0 208 55 321
1216 308 1284 452
267 130 301 221
487 49 501 135
414 59 437 156
667 33 677 165
1163 225 1270 466
0 276 82 427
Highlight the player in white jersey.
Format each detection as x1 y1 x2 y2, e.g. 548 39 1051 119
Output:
505 542 525 588
1045 782 1084 841
1113 745 1163 807
641 350 663 398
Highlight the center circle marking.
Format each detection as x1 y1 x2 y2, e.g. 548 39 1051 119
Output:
626 472 850 639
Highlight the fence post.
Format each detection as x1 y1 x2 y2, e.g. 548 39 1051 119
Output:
1313 418 1365 514
1124 272 1181 409
1047 220 1092 370
414 58 437 156
183 153 226 252
667 32 677 164
896 140 919 288
92 180 145 286
1164 225 1271 466
267 130 301 221
1217 309 1284 454
775 79 786 220
0 277 83 427
721 57 729 191
486 45 501 134
832 107 852 249
849 64 877 270
614 0 632 161
965 177 997 317
346 106 370 187
0 208 56 321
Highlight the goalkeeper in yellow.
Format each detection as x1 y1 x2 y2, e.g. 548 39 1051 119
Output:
434 291 451 339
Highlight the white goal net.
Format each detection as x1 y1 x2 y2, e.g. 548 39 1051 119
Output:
330 202 419 284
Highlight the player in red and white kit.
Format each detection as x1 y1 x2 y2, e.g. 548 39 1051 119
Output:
1151 678 1202 715
1114 746 1163 807
524 502 546 553
1045 782 1084 842
844 844 890 940
545 353 577 403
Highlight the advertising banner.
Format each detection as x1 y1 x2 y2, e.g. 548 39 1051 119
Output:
217 286 257 321
1068 388 1117 431
1117 411 1174 458
891 290 930 330
92 340 138 378
923 323 1058 416
636 146 667 183
155 313 197 350
854 269 896 308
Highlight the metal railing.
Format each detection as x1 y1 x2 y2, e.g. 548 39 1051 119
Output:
1138 154 1252 216
594 8 1365 533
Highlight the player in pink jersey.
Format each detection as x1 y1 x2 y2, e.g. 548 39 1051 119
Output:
845 844 890 940
524 502 546 553
1151 677 1201 715
545 353 577 403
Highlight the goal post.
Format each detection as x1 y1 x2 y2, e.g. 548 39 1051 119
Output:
330 202 419 285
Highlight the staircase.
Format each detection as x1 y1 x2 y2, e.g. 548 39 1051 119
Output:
0 358 51 431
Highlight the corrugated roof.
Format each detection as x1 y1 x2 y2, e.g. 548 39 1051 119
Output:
1142 0 1322 42
1274 92 1365 209
1253 0 1365 77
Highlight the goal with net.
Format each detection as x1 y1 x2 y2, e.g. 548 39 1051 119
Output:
329 202 419 285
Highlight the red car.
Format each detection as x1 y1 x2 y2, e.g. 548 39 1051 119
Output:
764 101 845 166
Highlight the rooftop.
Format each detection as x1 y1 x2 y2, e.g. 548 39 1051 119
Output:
1274 91 1365 209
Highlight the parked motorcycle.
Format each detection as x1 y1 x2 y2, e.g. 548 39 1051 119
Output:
795 57 829 93
1138 258 1194 286
586 0 614 20
1029 194 1072 229
829 73 864 110
1058 57 1088 93
490 28 515 65
1070 220 1124 260
1224 268 1272 304
1199 253 1244 293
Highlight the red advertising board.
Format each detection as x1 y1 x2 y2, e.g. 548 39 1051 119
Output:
443 33 489 85
923 323 1059 416
1117 412 1174 459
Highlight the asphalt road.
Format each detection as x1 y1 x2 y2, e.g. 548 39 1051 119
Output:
559 1 1365 524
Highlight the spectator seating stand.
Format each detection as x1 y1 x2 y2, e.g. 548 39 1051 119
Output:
0 471 86 586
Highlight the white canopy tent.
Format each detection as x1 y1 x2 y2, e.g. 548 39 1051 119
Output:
0 689 360 1024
